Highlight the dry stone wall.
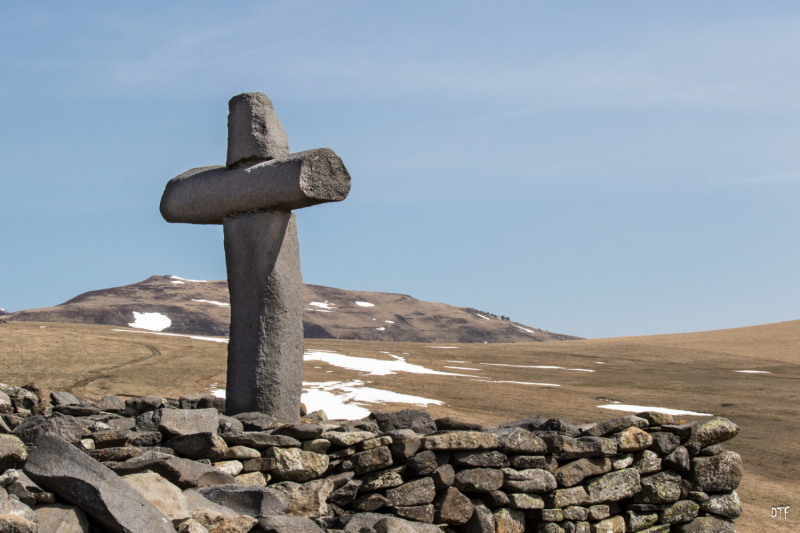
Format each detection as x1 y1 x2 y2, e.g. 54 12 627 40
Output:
0 383 741 532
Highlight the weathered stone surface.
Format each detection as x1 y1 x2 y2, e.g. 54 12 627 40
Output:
175 518 209 533
157 408 220 438
699 491 741 518
226 92 290 168
593 515 626 533
664 446 690 472
650 432 680 455
550 486 590 508
673 516 735 533
270 478 333 517
661 422 697 442
168 432 229 460
507 492 545 509
322 430 375 447
633 450 662 475
392 503 434 523
690 451 742 492
374 410 437 436
95 396 126 413
208 515 258 532
124 396 168 417
235 471 267 486
465 502 494 533
435 417 484 431
553 436 618 460
626 509 659 531
387 429 422 459
232 412 280 431
347 446 393 475
0 435 27 471
219 445 260 460
266 447 329 482
554 457 611 487
342 512 440 533
35 503 90 533
353 491 389 511
502 468 557 493
0 515 37 533
258 514 324 533
434 486 472 525
122 471 191 522
386 477 436 507
584 415 648 437
13 415 83 444
431 463 455 490
489 428 547 454
493 507 525 533
24 433 175 532
454 468 504 492
686 418 739 452
50 391 82 406
113 450 236 488
422 431 499 451
194 484 288 517
213 460 243 477
360 466 405 491
616 427 654 452
405 450 438 477
453 450 509 468
586 468 641 503
659 500 699 524
636 470 683 504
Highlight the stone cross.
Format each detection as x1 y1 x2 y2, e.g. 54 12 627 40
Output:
160 93 351 422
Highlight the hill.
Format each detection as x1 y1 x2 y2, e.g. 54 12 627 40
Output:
5 275 578 343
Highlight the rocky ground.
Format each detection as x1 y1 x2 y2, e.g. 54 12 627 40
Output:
0 382 741 532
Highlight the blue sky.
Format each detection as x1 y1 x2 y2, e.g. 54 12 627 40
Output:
1 2 798 338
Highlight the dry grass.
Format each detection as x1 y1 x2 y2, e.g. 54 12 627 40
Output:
0 320 797 531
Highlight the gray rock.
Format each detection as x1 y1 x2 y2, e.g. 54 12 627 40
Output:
454 468 504 493
386 429 421 459
329 478 362 506
226 92 290 168
392 503 434 523
322 430 376 448
435 417 484 431
615 427 653 452
272 423 330 440
50 391 82 406
124 396 168 417
650 432 680 455
633 450 662 475
583 415 648 437
586 468 641 503
269 478 333 517
453 451 509 468
434 486 473 525
554 457 611 487
353 492 389 512
217 415 244 435
489 427 547 454
636 470 683 504
664 446 691 472
422 431 498 451
0 515 37 533
493 508 525 533
625 509 658 531
552 436 618 460
507 492 545 509
24 433 175 532
35 503 90 532
115 451 233 489
405 450 439 477
0 435 27 471
700 491 741 518
593 515 626 532
157 408 220 438
673 516 735 533
502 468 557 493
464 502 494 533
373 410 437 436
12 415 83 444
636 412 675 426
659 500 699 524
265 447 329 482
550 486 590 507
359 466 405 491
686 418 738 452
690 451 742 492
232 412 280 431
259 514 324 533
122 471 191 522
194 484 288 517
95 396 126 413
167 432 229 460
431 463 455 490
347 446 393 475
385 477 436 507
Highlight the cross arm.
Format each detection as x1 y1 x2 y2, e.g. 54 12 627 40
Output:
160 148 350 225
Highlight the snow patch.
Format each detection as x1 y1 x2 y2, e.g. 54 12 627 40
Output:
192 299 230 307
472 379 560 387
355 301 375 308
735 370 772 374
171 281 185 285
170 275 207 283
128 312 171 332
427 346 458 349
385 320 395 324
444 366 481 371
376 327 386 331
476 313 491 320
309 301 335 310
304 350 477 377
598 404 712 417
512 324 536 334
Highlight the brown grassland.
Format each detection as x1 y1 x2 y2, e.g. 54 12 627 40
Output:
0 319 798 531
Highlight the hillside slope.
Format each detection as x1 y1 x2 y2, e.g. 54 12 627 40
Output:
6 275 578 343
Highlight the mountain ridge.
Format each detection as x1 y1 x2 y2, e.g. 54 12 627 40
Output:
5 275 579 343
